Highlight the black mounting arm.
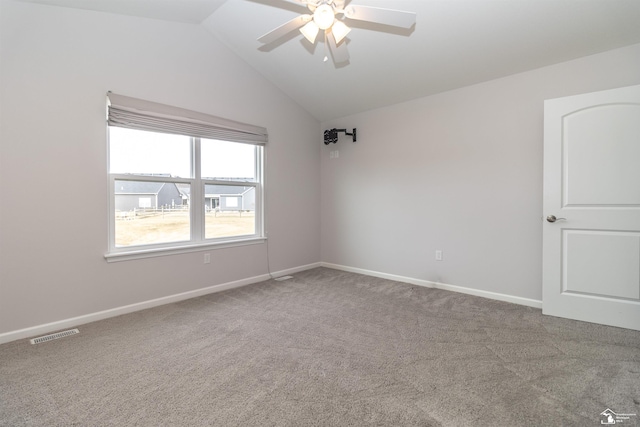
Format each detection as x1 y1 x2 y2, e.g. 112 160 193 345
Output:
324 128 357 145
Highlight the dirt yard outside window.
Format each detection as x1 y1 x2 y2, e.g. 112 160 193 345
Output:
115 210 255 247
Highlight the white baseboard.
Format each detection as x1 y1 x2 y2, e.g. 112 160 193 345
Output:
321 262 542 309
0 261 540 345
271 262 322 278
0 262 322 346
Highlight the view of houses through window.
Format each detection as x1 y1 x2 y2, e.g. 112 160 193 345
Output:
109 127 261 249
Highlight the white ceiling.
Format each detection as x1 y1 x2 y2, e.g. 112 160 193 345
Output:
20 0 640 121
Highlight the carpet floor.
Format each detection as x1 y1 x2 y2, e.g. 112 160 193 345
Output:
1 267 639 426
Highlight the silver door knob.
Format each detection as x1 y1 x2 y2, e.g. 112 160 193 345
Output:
546 215 566 223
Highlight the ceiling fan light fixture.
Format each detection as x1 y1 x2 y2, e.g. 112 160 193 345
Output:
300 21 320 44
313 4 335 30
258 1 417 66
331 20 351 44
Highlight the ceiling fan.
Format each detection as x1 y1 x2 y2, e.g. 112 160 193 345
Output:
258 0 416 64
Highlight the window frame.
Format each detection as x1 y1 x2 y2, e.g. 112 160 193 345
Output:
105 130 265 263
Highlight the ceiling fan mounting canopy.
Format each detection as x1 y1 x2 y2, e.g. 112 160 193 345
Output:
305 0 345 13
258 0 416 65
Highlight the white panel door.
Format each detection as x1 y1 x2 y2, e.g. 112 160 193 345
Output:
543 84 640 331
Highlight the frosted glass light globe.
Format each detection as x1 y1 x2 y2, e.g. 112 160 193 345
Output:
313 4 335 30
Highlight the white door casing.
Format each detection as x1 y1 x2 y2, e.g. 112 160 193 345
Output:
543 84 640 331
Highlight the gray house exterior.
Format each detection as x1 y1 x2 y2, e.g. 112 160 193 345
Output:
205 185 255 212
117 182 256 212
115 181 183 211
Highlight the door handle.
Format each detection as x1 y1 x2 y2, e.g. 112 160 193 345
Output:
546 215 566 223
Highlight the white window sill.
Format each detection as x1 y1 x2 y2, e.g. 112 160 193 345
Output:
104 237 266 263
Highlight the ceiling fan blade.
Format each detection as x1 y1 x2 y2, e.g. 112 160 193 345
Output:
343 5 416 29
258 14 313 44
265 0 311 11
333 0 346 9
327 30 350 64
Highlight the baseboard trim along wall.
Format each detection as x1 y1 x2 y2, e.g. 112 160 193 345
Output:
1 261 542 345
0 262 322 345
321 262 543 309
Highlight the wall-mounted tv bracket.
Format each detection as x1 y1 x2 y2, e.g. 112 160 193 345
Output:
324 128 357 145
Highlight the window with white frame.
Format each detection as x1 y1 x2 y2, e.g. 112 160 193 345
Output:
106 93 266 260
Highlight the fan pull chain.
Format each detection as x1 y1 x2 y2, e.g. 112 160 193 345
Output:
323 30 328 62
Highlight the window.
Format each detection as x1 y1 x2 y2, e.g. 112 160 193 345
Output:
105 93 266 260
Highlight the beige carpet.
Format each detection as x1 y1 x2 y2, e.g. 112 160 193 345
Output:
1 267 639 426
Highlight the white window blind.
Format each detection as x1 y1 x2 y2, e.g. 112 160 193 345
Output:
107 92 268 145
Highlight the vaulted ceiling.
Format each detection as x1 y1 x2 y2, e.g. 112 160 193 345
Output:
20 0 640 121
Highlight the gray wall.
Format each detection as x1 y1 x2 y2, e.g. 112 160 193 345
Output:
0 1 321 336
2 0 639 340
320 43 640 302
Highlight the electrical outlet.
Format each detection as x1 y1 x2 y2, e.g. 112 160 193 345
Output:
204 253 211 264
435 250 443 261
